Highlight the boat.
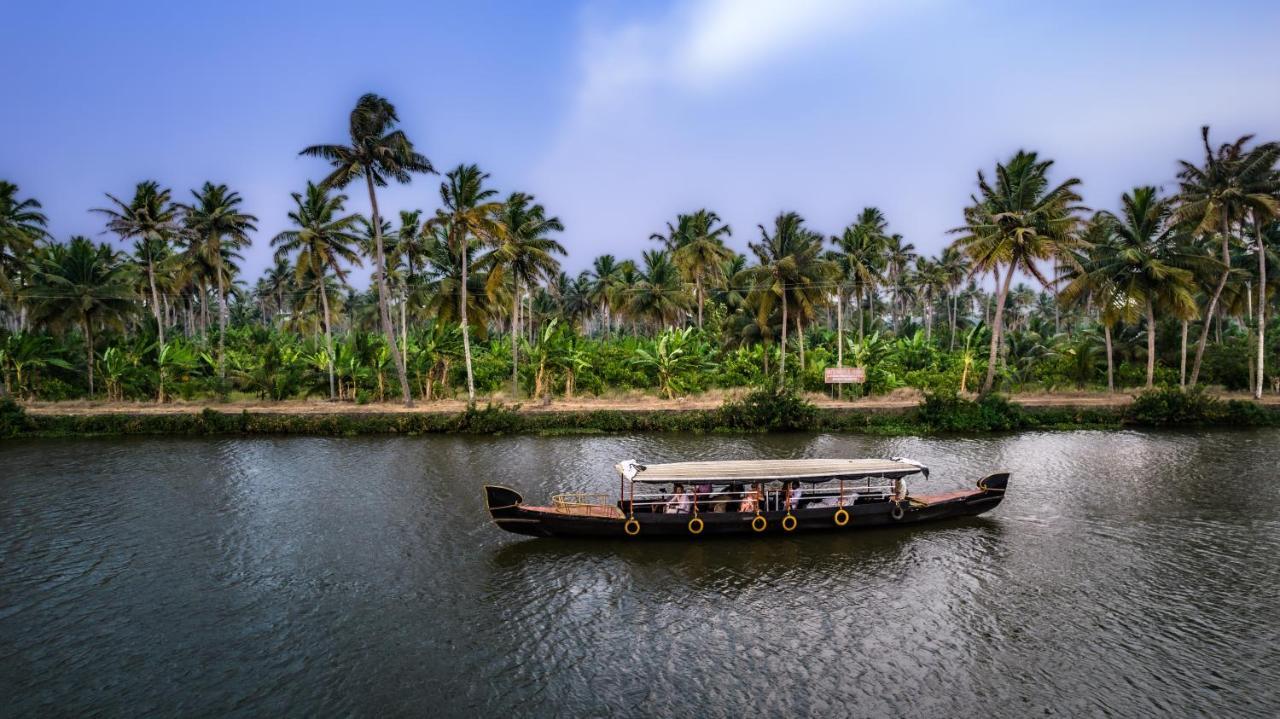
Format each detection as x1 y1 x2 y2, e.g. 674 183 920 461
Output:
484 458 1008 539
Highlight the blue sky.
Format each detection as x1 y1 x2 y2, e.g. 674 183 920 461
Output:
4 0 1279 284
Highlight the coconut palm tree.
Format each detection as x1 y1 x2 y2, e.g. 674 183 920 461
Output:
271 182 362 399
743 212 827 382
669 209 734 329
1101 187 1200 388
487 192 564 397
884 234 916 332
831 209 888 347
181 182 256 383
94 181 179 346
301 93 434 407
952 150 1083 393
0 182 49 325
427 164 504 403
1177 127 1279 389
587 254 623 333
628 249 688 331
1240 143 1280 398
23 237 135 396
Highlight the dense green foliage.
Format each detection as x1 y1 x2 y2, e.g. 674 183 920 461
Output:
2 103 1278 408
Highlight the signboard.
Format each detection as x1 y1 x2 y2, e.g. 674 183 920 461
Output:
824 367 866 384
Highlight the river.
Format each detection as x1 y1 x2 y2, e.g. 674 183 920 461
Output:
2 430 1279 717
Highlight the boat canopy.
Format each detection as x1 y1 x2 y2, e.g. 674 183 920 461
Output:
614 458 927 484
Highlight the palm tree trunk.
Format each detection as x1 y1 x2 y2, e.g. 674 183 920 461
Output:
836 288 844 400
511 281 520 398
982 263 1017 394
1104 323 1114 393
780 291 788 383
216 261 228 383
320 284 336 400
1190 218 1232 387
1180 320 1188 388
797 314 805 372
364 175 413 407
147 261 164 346
400 293 408 369
1145 299 1156 389
82 316 94 398
1257 213 1267 400
696 276 704 330
857 286 865 341
459 230 476 403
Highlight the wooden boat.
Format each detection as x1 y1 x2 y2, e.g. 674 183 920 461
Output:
484 458 1008 539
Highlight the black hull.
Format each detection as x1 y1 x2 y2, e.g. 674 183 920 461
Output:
484 474 1009 539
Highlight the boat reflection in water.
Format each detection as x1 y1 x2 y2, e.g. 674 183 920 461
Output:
485 457 1008 539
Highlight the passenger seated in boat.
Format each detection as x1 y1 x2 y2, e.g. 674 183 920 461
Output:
713 484 743 512
694 482 713 512
785 481 803 511
739 483 761 513
665 484 693 514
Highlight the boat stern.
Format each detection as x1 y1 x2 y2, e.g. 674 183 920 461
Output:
484 485 524 518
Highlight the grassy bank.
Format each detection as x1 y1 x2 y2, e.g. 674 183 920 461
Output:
4 389 1278 439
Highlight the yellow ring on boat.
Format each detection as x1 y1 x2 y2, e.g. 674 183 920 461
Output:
782 514 797 532
833 508 850 526
624 517 641 536
751 514 768 532
890 503 905 521
977 478 988 490
688 517 704 535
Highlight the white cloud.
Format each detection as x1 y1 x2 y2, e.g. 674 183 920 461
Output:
572 0 912 110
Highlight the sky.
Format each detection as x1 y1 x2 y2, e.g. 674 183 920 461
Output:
4 0 1280 285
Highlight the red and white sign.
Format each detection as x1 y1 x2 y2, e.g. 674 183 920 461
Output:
824 367 866 384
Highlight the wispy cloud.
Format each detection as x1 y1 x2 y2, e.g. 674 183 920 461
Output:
573 0 914 110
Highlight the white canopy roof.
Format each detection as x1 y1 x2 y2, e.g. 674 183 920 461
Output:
614 458 926 484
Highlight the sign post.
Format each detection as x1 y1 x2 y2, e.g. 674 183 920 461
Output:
825 367 866 399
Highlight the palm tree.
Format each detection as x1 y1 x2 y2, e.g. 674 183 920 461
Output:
669 209 734 329
628 250 688 331
952 150 1083 393
743 212 827 382
487 192 564 397
23 237 135 396
94 181 178 346
831 209 888 347
271 182 362 399
427 164 504 403
0 182 49 333
587 254 623 333
885 234 917 331
1101 187 1200 388
938 244 968 349
1177 127 1279 389
301 93 435 407
1240 143 1280 398
181 182 256 383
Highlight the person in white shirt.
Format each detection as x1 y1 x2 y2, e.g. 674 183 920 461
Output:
785 481 803 511
665 483 693 514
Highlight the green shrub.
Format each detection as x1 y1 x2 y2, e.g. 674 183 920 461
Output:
1126 387 1280 427
717 388 817 431
0 397 30 438
915 392 1025 432
455 403 524 434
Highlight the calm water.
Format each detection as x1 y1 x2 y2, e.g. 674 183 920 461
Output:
2 430 1279 717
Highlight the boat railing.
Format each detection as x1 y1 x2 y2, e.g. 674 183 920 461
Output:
551 493 620 518
628 481 897 513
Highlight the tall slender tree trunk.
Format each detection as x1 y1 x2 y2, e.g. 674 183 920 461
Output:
1190 218 1232 387
320 284 336 400
857 286 865 341
82 317 94 398
1145 299 1156 389
147 262 164 346
458 230 476 403
1104 323 1114 393
780 291 788 383
400 293 408 369
1180 320 1188 388
797 315 805 372
216 258 228 383
982 263 1017 394
696 276 704 330
836 288 844 400
1256 214 1267 400
511 281 520 398
365 175 413 407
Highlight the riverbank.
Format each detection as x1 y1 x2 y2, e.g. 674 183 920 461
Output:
4 388 1279 439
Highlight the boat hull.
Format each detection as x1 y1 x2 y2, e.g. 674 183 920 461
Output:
484 473 1009 539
